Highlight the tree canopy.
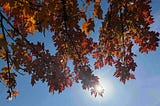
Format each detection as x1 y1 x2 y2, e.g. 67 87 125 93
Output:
0 0 159 99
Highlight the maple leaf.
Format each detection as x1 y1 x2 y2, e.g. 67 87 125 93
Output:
145 16 154 24
0 34 4 39
26 16 36 35
79 9 86 19
12 90 19 97
130 74 136 79
2 3 10 16
95 0 101 3
81 41 88 47
104 56 114 66
0 35 8 51
82 18 95 35
0 49 6 59
94 60 104 69
0 0 159 100
93 3 103 19
92 51 99 59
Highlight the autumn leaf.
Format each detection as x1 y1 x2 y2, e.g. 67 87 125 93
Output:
79 9 86 19
2 66 9 72
92 51 99 59
104 56 114 66
12 90 19 97
0 34 4 39
0 34 8 50
0 49 6 59
95 0 101 3
0 0 159 99
26 16 36 35
81 41 88 47
93 3 103 19
82 18 95 35
86 0 90 5
130 74 136 79
2 3 10 14
145 16 154 24
82 21 88 34
94 60 104 69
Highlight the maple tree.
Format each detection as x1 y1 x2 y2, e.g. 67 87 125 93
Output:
0 0 159 99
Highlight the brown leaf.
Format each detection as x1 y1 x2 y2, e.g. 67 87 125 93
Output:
93 3 103 19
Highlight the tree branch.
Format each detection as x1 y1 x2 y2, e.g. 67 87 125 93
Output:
120 8 126 65
0 13 12 91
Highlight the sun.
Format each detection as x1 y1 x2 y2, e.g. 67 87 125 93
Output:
86 73 115 102
95 84 103 93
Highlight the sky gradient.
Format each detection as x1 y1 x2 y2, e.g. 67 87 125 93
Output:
0 1 160 106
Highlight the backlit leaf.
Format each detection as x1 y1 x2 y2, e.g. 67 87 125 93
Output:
0 34 4 39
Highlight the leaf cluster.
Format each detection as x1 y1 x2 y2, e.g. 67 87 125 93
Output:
0 0 159 99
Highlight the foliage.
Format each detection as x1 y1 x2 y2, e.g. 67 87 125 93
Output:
0 0 159 99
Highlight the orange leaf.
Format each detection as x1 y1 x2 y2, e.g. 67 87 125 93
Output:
93 3 103 19
12 90 19 97
3 3 10 12
81 41 88 47
93 51 99 59
130 74 135 79
95 0 101 3
82 18 95 35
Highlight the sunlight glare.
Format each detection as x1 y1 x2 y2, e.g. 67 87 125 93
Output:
86 73 115 102
95 85 103 93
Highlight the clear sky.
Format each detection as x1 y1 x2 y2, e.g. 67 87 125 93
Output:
0 1 160 106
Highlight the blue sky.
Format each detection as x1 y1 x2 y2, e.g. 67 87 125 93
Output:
0 0 160 106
